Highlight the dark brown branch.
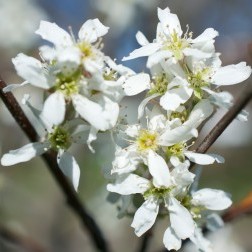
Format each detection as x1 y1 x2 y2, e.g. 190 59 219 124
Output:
0 225 48 252
0 77 109 252
195 83 252 155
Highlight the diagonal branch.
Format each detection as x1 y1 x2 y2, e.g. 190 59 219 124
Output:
0 77 109 252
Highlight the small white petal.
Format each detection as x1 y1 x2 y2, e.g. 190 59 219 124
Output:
183 48 212 58
35 20 73 47
73 94 119 131
190 228 212 252
122 43 161 61
87 127 98 153
131 197 159 236
192 28 219 43
125 125 140 138
163 227 182 251
107 174 150 195
58 152 80 191
167 197 194 239
212 62 252 86
160 86 193 111
40 92 65 128
136 31 149 46
3 81 29 92
78 18 109 43
1 142 48 166
158 8 182 37
171 163 195 187
147 50 173 68
122 73 150 96
148 150 172 188
185 99 213 128
12 53 50 89
184 151 223 165
191 188 232 210
159 126 197 146
138 93 160 119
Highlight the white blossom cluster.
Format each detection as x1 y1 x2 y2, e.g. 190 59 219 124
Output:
1 6 251 251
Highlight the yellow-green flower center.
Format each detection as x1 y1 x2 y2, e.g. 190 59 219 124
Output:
48 126 71 151
78 41 93 59
149 74 169 95
166 142 186 159
170 110 188 123
187 68 210 99
163 32 189 60
54 70 81 98
137 130 158 152
144 186 171 199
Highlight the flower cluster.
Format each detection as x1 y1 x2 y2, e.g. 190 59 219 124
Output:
1 6 251 252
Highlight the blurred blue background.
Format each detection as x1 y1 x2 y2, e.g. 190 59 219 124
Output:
0 0 252 251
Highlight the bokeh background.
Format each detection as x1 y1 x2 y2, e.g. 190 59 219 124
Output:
0 0 252 251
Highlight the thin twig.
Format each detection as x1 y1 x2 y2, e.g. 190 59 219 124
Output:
0 77 109 252
194 83 252 155
0 225 48 252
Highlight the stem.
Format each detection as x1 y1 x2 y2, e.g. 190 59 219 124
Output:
0 77 109 252
0 225 48 252
195 84 252 155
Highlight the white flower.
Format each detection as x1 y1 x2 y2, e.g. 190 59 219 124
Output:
122 7 218 68
0 117 89 191
36 19 109 74
107 151 195 250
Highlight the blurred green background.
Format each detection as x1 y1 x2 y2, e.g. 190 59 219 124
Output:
0 0 252 251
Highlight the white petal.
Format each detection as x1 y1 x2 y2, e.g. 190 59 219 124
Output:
185 99 213 128
163 227 182 251
122 73 150 96
138 93 160 119
12 53 49 89
78 18 109 43
159 126 197 146
183 48 212 59
122 43 161 61
167 197 194 239
125 125 140 138
40 92 65 129
160 86 192 111
190 228 212 252
147 50 173 68
148 150 172 188
212 62 252 86
158 8 182 37
3 81 29 92
191 188 232 210
56 47 81 74
87 127 98 153
58 151 80 191
35 20 73 47
136 31 149 46
107 174 150 195
192 28 219 43
171 163 195 187
184 151 224 165
131 197 159 236
1 142 48 166
73 94 119 131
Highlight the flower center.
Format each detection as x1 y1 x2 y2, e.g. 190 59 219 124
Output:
149 74 169 95
78 41 93 59
54 70 81 98
48 126 71 151
137 129 158 151
144 186 171 200
163 32 189 60
166 142 186 159
187 68 210 99
170 110 188 123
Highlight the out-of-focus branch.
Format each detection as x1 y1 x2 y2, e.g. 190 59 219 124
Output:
0 77 109 252
0 225 48 252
